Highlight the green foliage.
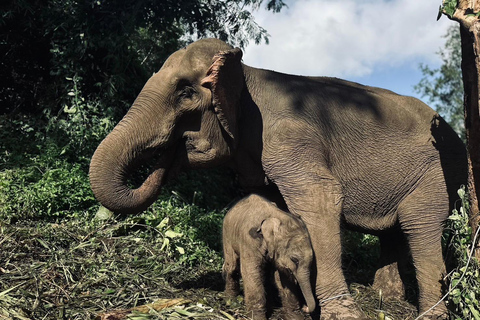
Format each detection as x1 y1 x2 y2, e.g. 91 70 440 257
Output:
0 163 95 221
441 0 458 18
415 25 465 140
1 0 285 116
1 0 273 223
0 76 115 221
444 186 480 319
127 195 227 265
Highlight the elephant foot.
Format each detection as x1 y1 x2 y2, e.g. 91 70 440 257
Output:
417 303 449 320
372 262 405 300
319 296 368 320
417 312 449 320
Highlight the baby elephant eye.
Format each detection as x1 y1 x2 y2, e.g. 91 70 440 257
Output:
291 257 299 266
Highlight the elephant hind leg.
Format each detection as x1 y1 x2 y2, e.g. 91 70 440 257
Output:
397 180 449 319
223 246 241 298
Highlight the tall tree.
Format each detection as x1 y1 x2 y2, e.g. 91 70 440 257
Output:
0 0 285 116
440 0 480 257
415 25 465 140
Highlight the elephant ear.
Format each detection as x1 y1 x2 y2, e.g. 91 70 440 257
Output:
201 48 244 140
260 218 281 260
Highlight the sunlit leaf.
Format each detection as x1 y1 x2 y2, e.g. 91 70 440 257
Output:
165 230 183 238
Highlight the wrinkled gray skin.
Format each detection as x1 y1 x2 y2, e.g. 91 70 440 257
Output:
89 39 467 319
222 194 316 320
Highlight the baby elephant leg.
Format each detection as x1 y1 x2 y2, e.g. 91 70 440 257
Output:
241 256 268 320
274 270 305 320
223 246 241 298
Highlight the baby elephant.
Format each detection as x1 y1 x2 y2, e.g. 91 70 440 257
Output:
222 194 316 320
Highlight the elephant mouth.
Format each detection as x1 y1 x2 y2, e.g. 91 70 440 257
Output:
124 145 177 190
183 132 204 150
182 132 215 157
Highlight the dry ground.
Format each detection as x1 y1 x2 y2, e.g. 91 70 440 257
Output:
0 219 419 320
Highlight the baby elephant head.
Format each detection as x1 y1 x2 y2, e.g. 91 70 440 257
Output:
259 217 317 313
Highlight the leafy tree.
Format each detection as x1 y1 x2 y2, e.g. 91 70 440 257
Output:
415 25 465 140
1 0 285 116
439 0 480 259
0 0 284 221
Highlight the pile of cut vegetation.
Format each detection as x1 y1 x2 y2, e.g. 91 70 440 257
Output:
0 216 420 320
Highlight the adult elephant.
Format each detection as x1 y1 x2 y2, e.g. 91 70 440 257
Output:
89 38 467 319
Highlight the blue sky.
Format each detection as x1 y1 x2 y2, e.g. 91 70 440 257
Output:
243 0 455 106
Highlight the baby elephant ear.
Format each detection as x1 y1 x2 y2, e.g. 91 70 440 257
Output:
201 48 244 140
260 218 281 259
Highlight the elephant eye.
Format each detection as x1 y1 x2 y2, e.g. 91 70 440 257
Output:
291 257 299 266
179 85 196 100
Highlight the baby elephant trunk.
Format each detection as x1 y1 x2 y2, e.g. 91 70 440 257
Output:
296 269 316 313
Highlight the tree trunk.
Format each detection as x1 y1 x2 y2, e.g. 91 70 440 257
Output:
444 0 480 257
459 24 480 256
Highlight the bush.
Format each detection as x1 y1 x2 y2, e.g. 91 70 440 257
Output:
0 163 95 221
0 77 114 221
444 186 480 319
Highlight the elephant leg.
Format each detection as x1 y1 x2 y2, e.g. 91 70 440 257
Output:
223 245 240 298
373 232 410 300
398 180 449 319
263 144 366 319
280 178 367 320
274 270 304 320
241 256 268 320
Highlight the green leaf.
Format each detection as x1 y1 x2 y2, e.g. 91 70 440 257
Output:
451 288 461 298
469 304 480 320
173 307 197 317
458 187 465 199
36 238 50 250
157 217 169 229
176 246 185 254
95 205 113 220
160 237 170 251
165 230 183 238
63 105 77 114
442 0 458 18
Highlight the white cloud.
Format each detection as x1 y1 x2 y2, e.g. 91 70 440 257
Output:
243 0 455 78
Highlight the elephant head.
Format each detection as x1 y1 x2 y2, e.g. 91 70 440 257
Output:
89 39 244 214
260 217 317 314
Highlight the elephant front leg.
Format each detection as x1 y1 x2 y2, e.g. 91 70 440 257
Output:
241 256 268 320
276 175 368 320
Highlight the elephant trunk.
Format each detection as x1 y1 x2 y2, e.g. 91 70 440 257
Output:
296 268 316 314
89 101 175 214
